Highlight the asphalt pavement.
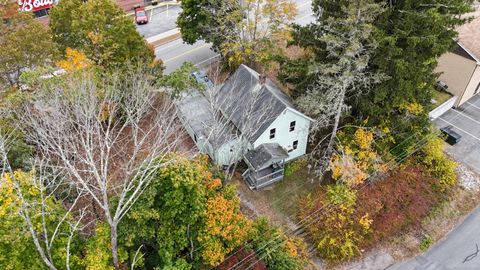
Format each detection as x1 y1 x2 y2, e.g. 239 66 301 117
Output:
156 39 218 74
135 5 180 38
154 0 315 74
435 94 480 174
387 206 480 270
149 1 480 269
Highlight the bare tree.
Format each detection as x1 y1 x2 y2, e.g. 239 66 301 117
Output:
296 0 385 176
0 131 87 270
16 70 184 268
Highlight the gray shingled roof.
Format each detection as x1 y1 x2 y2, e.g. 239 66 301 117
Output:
244 143 289 170
176 91 236 146
217 64 295 143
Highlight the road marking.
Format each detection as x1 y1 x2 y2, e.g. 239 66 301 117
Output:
465 100 480 111
438 117 480 143
162 43 211 63
450 109 480 125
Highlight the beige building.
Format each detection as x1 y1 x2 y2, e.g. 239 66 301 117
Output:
437 4 480 107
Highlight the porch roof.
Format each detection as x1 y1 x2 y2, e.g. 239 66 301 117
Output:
244 143 288 171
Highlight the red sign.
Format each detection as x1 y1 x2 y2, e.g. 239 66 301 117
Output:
18 0 54 12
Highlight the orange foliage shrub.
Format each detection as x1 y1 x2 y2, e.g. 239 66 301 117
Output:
356 166 443 247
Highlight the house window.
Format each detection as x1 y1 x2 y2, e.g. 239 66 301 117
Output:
269 128 276 139
475 83 480 95
289 121 296 132
193 134 197 143
293 140 298 150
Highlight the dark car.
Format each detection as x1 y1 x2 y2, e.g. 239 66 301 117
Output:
135 8 148 25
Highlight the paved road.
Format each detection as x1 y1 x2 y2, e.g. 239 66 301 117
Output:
156 39 217 74
155 0 314 74
387 206 480 270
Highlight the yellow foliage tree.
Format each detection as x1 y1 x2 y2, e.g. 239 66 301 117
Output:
198 189 252 266
0 171 82 269
220 0 297 69
57 48 91 72
420 136 457 189
331 128 388 187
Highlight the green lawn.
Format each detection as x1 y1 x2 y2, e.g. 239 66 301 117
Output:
431 90 453 109
259 164 321 220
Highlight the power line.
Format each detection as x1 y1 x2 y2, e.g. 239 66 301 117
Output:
228 132 436 270
213 119 424 268
227 98 480 270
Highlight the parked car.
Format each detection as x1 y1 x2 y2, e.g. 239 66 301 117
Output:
135 8 148 25
191 71 214 89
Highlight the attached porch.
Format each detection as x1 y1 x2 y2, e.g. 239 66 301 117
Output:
242 143 289 190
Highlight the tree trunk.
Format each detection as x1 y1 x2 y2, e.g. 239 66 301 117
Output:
110 224 120 269
321 84 347 172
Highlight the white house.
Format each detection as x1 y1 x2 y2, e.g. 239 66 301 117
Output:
176 64 312 189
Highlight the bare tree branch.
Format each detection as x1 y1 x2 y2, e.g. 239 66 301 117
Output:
16 69 185 268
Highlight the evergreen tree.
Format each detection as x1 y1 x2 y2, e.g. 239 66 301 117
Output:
283 0 385 174
280 0 472 159
355 0 472 157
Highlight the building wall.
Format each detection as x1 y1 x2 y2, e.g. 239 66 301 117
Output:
252 108 310 162
214 138 245 167
116 0 144 11
436 52 477 105
458 65 480 106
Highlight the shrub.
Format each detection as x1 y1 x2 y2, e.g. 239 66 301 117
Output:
419 235 433 252
298 184 371 262
284 158 307 177
232 218 308 270
252 219 307 270
331 128 388 187
420 137 457 189
356 166 443 247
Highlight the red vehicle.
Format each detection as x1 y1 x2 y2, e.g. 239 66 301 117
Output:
134 7 148 25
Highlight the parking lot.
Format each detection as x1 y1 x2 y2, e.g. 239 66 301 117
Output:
135 5 180 38
435 94 480 173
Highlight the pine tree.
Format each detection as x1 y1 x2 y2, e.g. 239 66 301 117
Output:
355 0 472 156
289 0 385 174
280 0 473 163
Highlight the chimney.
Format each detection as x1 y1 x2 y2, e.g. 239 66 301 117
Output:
259 74 267 85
